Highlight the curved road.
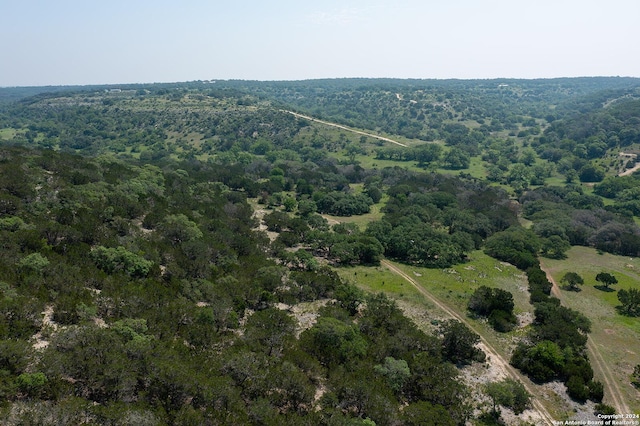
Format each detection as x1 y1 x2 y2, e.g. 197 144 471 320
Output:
283 110 408 147
381 260 556 425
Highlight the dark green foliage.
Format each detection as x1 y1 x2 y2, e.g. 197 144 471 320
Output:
468 286 517 332
300 316 368 367
244 307 296 356
595 403 616 416
632 364 640 388
405 352 471 424
316 191 373 216
485 378 531 416
588 380 604 402
595 271 618 290
443 147 471 169
511 340 565 383
617 288 640 316
484 226 540 270
566 375 590 402
521 185 640 257
374 356 411 393
91 246 153 277
533 302 591 347
399 401 455 426
560 271 584 291
488 309 517 333
579 163 605 182
526 266 553 300
439 320 485 365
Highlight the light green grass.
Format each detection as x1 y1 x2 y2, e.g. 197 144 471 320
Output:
541 246 640 413
337 265 423 302
339 250 533 323
390 251 532 317
541 246 640 330
0 128 18 140
322 194 389 230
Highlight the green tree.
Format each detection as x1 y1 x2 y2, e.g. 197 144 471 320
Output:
595 272 618 290
405 352 471 423
511 340 565 383
158 214 203 245
300 317 367 366
566 375 589 402
439 320 485 365
485 378 530 417
560 272 584 291
540 235 571 259
399 401 455 426
282 196 297 212
91 246 153 278
17 253 49 275
618 288 640 316
631 364 640 388
579 163 605 183
16 372 48 398
443 147 470 170
244 308 296 357
374 356 411 393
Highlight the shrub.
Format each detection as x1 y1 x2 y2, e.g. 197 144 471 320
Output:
91 246 153 277
566 375 589 402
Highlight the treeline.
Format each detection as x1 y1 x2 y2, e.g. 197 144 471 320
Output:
483 226 603 403
364 172 517 268
594 173 640 217
520 185 640 257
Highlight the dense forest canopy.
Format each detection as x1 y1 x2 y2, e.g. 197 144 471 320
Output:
1 77 640 424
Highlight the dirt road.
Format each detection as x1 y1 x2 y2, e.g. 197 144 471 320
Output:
381 260 556 425
283 110 408 147
618 152 640 176
539 262 631 415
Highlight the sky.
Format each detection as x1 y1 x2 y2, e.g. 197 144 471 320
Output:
1 0 639 86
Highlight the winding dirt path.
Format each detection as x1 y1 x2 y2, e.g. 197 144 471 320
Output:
619 163 640 177
381 260 556 425
618 152 639 176
283 110 408 147
539 262 630 415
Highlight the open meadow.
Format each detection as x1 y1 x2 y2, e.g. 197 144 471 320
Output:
541 247 640 413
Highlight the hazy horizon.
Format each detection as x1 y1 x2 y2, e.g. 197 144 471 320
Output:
2 0 639 87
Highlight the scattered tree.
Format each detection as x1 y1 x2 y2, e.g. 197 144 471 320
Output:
560 272 584 291
595 272 618 290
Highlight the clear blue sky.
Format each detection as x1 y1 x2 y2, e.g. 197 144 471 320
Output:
1 0 639 86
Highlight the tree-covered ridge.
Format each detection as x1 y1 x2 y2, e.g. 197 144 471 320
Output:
0 146 480 424
230 77 640 138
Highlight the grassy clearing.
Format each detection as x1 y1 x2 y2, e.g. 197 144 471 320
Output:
0 128 18 140
338 251 534 330
321 193 389 230
541 246 640 413
338 254 579 419
341 250 533 332
337 265 423 303
391 250 531 317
